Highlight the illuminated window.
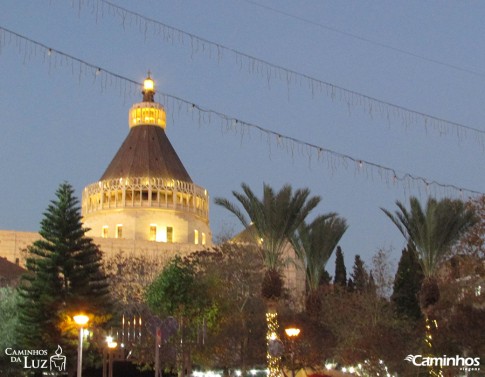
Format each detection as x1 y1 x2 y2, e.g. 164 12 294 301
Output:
194 230 199 245
202 232 206 246
167 227 173 243
102 226 109 238
149 225 157 241
116 225 123 239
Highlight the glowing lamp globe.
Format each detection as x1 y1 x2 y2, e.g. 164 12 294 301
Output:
285 327 300 338
144 77 154 92
73 314 89 326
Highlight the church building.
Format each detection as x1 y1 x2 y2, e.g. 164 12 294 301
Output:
0 75 212 263
82 75 212 248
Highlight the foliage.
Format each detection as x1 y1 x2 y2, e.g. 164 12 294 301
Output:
145 246 268 373
456 194 485 258
103 250 168 365
105 250 168 309
185 244 267 371
0 286 20 350
291 214 347 314
382 196 477 279
382 196 477 313
319 289 421 376
432 255 485 363
391 244 423 320
214 183 320 300
349 255 370 293
370 247 394 298
16 182 110 372
146 255 217 377
146 255 210 319
333 246 347 288
0 287 23 377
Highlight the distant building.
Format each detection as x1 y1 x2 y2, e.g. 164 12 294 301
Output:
0 257 26 287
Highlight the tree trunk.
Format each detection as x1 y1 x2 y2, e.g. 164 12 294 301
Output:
419 277 440 316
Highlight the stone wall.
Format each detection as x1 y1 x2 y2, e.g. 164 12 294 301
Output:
0 230 305 306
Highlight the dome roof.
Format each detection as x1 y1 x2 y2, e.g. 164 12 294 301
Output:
100 125 192 182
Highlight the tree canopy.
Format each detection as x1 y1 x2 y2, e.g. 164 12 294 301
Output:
17 182 110 365
215 183 320 300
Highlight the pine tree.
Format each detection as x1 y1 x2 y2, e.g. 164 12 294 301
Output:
333 246 347 288
350 255 369 293
17 182 110 351
391 244 423 320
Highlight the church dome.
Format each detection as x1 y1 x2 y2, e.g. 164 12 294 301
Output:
100 124 192 182
81 74 211 246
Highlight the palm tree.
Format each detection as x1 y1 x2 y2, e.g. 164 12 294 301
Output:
215 183 320 377
382 196 476 314
291 214 348 316
382 196 476 376
215 183 321 300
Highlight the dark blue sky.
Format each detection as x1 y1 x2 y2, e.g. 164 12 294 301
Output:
1 0 484 269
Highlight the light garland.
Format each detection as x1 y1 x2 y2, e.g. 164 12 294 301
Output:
0 25 483 199
71 0 485 150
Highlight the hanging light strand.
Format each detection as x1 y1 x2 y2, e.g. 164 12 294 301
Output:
0 25 482 199
69 0 485 150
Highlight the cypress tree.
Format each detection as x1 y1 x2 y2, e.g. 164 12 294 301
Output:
350 255 369 293
333 246 347 288
347 278 355 292
17 182 110 351
391 244 423 320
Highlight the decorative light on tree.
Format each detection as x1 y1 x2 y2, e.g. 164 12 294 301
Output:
266 312 282 377
425 317 443 377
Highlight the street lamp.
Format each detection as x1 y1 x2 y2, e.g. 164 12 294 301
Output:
73 314 89 377
285 328 300 338
285 327 300 377
104 336 118 377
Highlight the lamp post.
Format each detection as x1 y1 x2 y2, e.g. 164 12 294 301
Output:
284 327 300 377
104 336 118 377
73 314 89 377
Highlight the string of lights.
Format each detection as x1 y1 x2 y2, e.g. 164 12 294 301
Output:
0 25 482 198
70 0 485 149
242 0 485 80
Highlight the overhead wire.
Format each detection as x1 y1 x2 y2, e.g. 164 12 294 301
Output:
70 0 485 150
0 25 482 198
242 0 485 80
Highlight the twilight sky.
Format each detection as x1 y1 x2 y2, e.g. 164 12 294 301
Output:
1 0 484 270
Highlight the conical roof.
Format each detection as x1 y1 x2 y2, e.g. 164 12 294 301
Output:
100 125 192 182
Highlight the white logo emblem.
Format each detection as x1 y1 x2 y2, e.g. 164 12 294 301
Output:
404 354 481 372
404 354 417 363
49 345 66 372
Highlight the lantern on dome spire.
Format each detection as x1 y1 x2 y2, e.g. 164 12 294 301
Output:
128 72 166 129
142 71 155 102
